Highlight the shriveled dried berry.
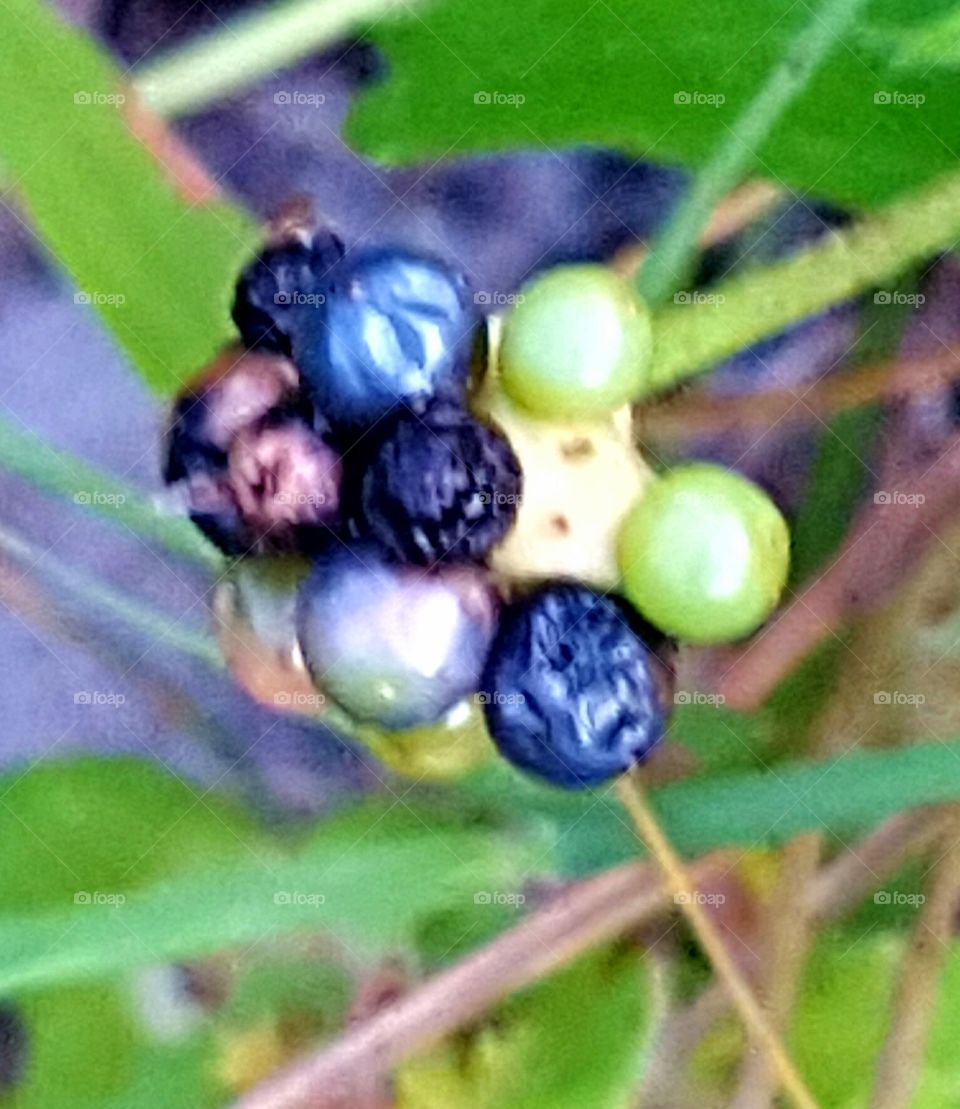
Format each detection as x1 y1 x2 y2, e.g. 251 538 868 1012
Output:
356 402 522 565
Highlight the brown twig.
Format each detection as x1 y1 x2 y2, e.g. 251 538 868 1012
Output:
119 87 222 205
612 180 782 279
727 834 822 1109
807 808 952 920
228 854 730 1109
638 353 960 445
869 810 960 1109
616 772 818 1109
653 806 950 1099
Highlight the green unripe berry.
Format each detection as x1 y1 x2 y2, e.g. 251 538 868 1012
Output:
499 265 653 418
618 463 790 644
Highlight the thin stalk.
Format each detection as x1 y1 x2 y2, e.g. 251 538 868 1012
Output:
650 164 960 391
0 525 223 669
616 770 818 1109
0 413 219 569
638 0 869 305
134 0 420 118
870 811 960 1109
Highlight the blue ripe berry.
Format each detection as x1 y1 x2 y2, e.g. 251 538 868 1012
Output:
296 545 498 729
293 247 477 434
232 228 345 355
481 585 666 788
356 402 522 565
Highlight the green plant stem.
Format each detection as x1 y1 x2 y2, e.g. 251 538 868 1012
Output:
649 163 960 391
0 525 223 669
0 413 220 569
638 0 869 306
134 0 418 118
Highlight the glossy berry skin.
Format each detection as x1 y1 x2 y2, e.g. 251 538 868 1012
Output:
481 585 665 789
232 229 345 354
297 545 498 729
294 248 476 434
618 464 790 644
356 402 522 565
499 264 653 419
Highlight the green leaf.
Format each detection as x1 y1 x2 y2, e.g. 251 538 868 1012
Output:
13 983 146 1108
789 934 899 1108
0 0 256 393
0 757 258 911
0 773 531 995
349 0 959 207
461 736 960 875
859 9 960 72
397 946 649 1108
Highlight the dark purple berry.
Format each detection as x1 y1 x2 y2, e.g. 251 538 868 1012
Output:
297 544 498 729
232 228 345 355
356 403 522 565
294 247 477 433
481 585 666 789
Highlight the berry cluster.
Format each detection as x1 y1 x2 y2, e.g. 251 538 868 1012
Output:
165 219 791 789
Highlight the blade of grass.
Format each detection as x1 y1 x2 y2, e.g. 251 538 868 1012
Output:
650 164 960 392
0 798 528 995
0 413 220 569
637 0 869 306
0 525 222 668
134 0 423 118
